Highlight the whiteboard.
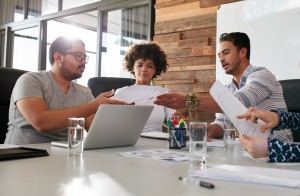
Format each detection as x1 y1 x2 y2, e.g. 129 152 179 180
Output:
216 0 300 84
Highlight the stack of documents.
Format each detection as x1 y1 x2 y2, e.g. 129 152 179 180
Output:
190 164 300 188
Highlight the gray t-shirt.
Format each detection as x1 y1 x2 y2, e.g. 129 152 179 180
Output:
5 71 94 145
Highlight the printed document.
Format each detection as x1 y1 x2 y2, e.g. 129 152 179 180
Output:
112 85 169 104
210 80 268 138
190 164 300 188
118 149 188 162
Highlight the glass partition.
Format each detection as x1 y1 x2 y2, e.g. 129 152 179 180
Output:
47 10 98 86
63 0 100 10
0 0 24 25
101 5 149 78
12 26 39 71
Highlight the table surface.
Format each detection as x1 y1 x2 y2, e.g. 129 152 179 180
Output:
1 137 299 196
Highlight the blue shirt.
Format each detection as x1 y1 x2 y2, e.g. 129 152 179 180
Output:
268 111 300 162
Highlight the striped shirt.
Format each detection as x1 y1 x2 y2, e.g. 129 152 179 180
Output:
213 64 293 142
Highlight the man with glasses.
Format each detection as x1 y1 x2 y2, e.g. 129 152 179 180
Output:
5 36 126 145
154 32 293 143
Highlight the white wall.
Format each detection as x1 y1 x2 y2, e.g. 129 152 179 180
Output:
216 0 300 84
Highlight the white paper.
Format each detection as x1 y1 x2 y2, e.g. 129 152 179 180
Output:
0 144 19 149
112 85 169 104
207 139 225 147
140 132 168 140
190 164 300 188
241 151 267 162
118 149 189 162
210 80 268 138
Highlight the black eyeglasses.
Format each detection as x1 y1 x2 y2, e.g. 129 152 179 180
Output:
64 51 89 63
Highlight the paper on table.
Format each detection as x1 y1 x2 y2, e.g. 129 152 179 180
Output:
112 85 169 104
210 80 268 138
207 139 225 147
118 149 189 162
0 144 19 149
190 164 300 189
140 132 168 140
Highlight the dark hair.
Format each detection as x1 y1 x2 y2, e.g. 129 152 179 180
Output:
49 36 85 65
123 41 169 79
219 32 251 60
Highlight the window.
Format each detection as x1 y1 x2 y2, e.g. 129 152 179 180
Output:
12 26 39 71
0 0 24 25
101 5 150 78
47 11 98 86
63 0 100 10
0 31 5 66
0 0 153 85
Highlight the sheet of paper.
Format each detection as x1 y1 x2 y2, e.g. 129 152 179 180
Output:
190 164 300 188
112 85 169 104
207 139 225 147
241 151 267 162
118 149 188 162
140 132 168 140
0 144 19 149
210 80 268 138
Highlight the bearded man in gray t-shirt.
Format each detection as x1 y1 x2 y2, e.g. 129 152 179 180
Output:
5 36 126 145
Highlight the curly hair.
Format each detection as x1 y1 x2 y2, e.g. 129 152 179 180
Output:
123 41 169 79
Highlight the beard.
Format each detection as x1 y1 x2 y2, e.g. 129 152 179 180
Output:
61 61 84 81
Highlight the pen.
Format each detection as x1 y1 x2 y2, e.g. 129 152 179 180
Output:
179 176 215 189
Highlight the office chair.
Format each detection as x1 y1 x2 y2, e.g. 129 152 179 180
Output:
87 76 135 97
279 79 300 142
0 67 27 143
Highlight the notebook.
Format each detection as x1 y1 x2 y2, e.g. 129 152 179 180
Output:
51 104 153 150
0 147 49 161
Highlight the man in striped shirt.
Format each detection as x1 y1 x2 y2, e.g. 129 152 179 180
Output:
155 32 293 143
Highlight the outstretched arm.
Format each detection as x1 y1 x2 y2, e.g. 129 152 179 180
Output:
237 107 280 132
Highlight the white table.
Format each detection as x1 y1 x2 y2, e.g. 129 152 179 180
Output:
1 137 299 196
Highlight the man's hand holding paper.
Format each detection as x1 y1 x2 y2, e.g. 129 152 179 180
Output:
112 85 169 104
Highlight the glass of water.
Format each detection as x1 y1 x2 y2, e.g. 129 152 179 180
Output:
68 117 85 157
189 122 207 170
223 118 238 149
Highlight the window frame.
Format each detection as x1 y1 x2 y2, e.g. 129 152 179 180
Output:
0 0 154 77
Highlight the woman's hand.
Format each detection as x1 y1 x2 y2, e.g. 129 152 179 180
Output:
239 134 268 159
237 107 280 132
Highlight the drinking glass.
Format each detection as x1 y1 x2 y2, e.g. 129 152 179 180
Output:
68 117 85 157
223 119 238 148
189 122 207 169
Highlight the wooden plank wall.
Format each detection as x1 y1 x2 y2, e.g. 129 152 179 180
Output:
153 0 240 122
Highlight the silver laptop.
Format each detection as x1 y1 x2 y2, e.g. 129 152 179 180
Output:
52 104 153 150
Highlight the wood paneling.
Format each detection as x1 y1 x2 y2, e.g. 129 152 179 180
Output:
155 13 217 34
199 0 240 8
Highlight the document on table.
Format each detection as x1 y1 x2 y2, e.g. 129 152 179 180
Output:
0 144 20 149
140 132 168 140
210 80 268 138
112 85 169 104
190 164 300 189
118 149 189 162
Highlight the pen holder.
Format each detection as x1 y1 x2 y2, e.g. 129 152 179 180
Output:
168 128 186 149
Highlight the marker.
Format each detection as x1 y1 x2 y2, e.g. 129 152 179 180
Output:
179 176 215 189
167 119 173 129
178 119 185 128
